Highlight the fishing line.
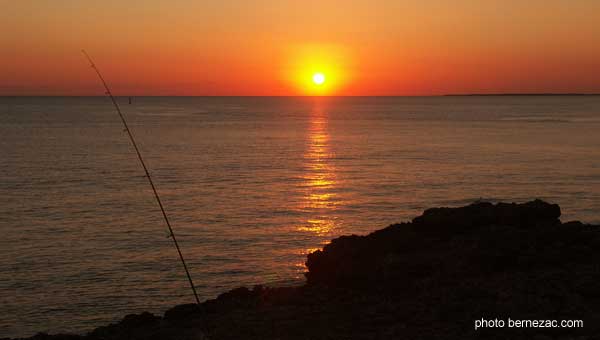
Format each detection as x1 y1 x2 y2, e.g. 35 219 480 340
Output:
82 50 201 305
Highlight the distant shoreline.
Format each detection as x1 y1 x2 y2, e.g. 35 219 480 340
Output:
444 93 600 96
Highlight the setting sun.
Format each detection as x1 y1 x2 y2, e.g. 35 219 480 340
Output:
284 44 352 96
312 73 325 85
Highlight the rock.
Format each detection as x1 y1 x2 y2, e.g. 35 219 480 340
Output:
412 199 561 229
305 200 571 287
27 334 81 340
163 303 202 323
119 312 160 328
86 312 161 340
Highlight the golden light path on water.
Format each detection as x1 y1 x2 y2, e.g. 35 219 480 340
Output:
299 104 339 235
292 102 343 275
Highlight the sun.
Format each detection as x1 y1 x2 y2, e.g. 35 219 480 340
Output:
312 72 325 85
284 43 351 95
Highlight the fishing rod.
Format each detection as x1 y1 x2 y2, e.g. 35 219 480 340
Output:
82 50 201 305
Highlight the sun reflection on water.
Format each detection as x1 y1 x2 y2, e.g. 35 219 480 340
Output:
296 104 340 236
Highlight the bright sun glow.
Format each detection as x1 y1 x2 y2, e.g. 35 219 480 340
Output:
312 73 325 85
285 44 351 96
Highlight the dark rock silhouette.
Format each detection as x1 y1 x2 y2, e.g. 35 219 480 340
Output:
305 199 565 287
8 200 600 340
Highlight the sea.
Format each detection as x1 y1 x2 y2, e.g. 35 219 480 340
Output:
1 96 599 337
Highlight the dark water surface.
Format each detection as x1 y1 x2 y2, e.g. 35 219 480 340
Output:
1 96 599 337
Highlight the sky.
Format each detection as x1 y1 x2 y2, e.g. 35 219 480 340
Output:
2 0 600 96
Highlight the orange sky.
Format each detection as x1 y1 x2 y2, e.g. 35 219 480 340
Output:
2 0 600 96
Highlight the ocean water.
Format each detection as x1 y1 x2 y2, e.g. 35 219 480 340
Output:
1 96 599 337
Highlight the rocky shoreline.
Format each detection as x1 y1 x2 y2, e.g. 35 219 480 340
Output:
7 200 600 340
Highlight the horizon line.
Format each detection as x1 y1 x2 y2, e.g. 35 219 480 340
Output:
2 93 600 98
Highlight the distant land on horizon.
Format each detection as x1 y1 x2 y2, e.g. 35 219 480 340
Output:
444 93 600 97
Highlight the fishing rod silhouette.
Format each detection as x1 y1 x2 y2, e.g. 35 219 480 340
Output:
82 50 201 305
